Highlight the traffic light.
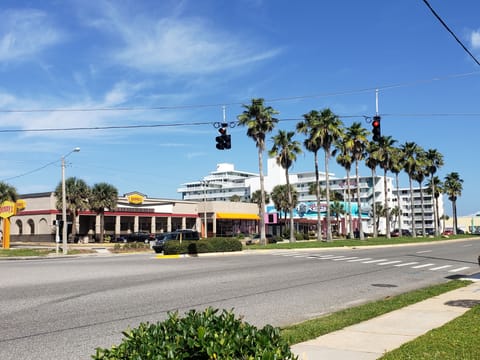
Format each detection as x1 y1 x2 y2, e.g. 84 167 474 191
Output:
215 123 231 150
372 115 381 142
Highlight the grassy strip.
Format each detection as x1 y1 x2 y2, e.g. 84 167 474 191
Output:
247 234 476 250
0 248 53 257
281 280 471 345
380 305 480 359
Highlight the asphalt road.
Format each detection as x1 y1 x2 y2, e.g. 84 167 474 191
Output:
0 239 479 359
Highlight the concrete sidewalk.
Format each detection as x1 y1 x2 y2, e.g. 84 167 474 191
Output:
291 275 480 360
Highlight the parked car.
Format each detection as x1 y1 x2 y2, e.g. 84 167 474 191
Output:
114 232 155 243
246 234 277 245
390 229 412 237
152 230 200 253
442 229 454 236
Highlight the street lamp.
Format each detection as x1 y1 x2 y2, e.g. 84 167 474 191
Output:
202 180 208 239
62 147 80 255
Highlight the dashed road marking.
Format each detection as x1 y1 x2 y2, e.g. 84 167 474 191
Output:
394 262 419 267
362 259 388 264
449 266 470 273
429 265 453 271
412 263 435 269
377 260 403 265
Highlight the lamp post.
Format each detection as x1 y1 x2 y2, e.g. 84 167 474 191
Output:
202 180 208 239
62 147 80 255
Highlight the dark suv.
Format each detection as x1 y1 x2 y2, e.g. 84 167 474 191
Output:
152 230 200 253
115 232 155 243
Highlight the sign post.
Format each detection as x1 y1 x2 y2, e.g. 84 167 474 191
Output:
0 201 17 249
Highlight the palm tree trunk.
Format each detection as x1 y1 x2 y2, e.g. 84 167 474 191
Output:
371 168 377 238
435 194 440 236
355 160 364 240
99 212 105 243
431 176 438 236
395 173 401 232
384 169 391 239
258 148 267 245
452 200 457 235
347 169 354 238
324 150 333 241
314 151 322 241
409 177 416 238
285 168 295 243
419 182 426 236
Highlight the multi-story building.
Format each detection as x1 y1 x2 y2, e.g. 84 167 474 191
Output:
178 158 441 236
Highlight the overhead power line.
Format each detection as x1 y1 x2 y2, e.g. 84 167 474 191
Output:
422 0 480 67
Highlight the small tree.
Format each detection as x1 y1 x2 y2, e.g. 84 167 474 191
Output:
90 183 118 242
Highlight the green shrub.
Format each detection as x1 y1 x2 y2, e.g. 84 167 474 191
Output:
164 238 242 255
92 307 297 360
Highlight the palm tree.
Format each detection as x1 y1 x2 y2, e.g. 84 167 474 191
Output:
0 181 18 203
401 142 421 238
271 184 298 237
412 148 428 236
238 98 279 245
296 110 323 241
336 136 354 238
425 149 444 236
375 136 397 239
426 176 443 235
390 146 405 232
330 201 346 236
230 195 241 202
55 177 90 241
390 206 402 230
269 130 302 242
365 141 380 238
298 108 343 241
250 190 270 212
89 182 118 243
444 172 463 235
345 122 368 240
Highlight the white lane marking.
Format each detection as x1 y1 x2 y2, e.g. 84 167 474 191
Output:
377 260 403 265
319 255 342 258
332 256 359 261
412 263 435 269
394 262 419 267
348 258 372 262
416 250 432 254
449 267 470 273
429 265 453 271
362 259 388 264
462 244 473 247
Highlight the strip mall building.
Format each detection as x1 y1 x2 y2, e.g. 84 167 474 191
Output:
7 191 260 242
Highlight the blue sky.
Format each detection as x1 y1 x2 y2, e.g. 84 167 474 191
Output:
0 0 479 216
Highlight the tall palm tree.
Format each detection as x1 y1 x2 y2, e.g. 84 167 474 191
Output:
390 146 405 232
89 182 118 243
298 108 343 241
425 149 444 236
296 110 323 241
444 172 463 235
375 136 397 239
426 176 443 235
413 149 428 236
269 130 302 242
238 98 279 245
55 177 90 241
336 136 354 238
330 201 346 236
365 141 380 238
401 142 421 238
345 122 368 240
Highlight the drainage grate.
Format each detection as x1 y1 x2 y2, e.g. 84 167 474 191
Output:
445 299 480 308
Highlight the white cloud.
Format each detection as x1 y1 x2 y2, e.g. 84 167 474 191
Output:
0 9 64 62
85 3 281 75
471 30 480 49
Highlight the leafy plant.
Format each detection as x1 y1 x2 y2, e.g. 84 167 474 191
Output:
93 307 297 359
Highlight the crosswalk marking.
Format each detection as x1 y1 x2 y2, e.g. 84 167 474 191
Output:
377 260 403 265
271 253 472 274
412 263 435 269
429 265 453 271
362 259 388 264
394 262 419 267
449 267 470 273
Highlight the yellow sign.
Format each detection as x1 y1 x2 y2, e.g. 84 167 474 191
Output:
128 193 144 204
16 199 26 211
0 201 16 219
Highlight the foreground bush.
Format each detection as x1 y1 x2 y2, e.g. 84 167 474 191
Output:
92 307 297 359
164 237 242 255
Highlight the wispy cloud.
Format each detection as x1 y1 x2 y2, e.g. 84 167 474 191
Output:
0 9 64 63
84 2 281 75
471 30 480 49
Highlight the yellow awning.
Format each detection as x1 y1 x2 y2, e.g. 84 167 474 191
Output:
216 212 260 220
